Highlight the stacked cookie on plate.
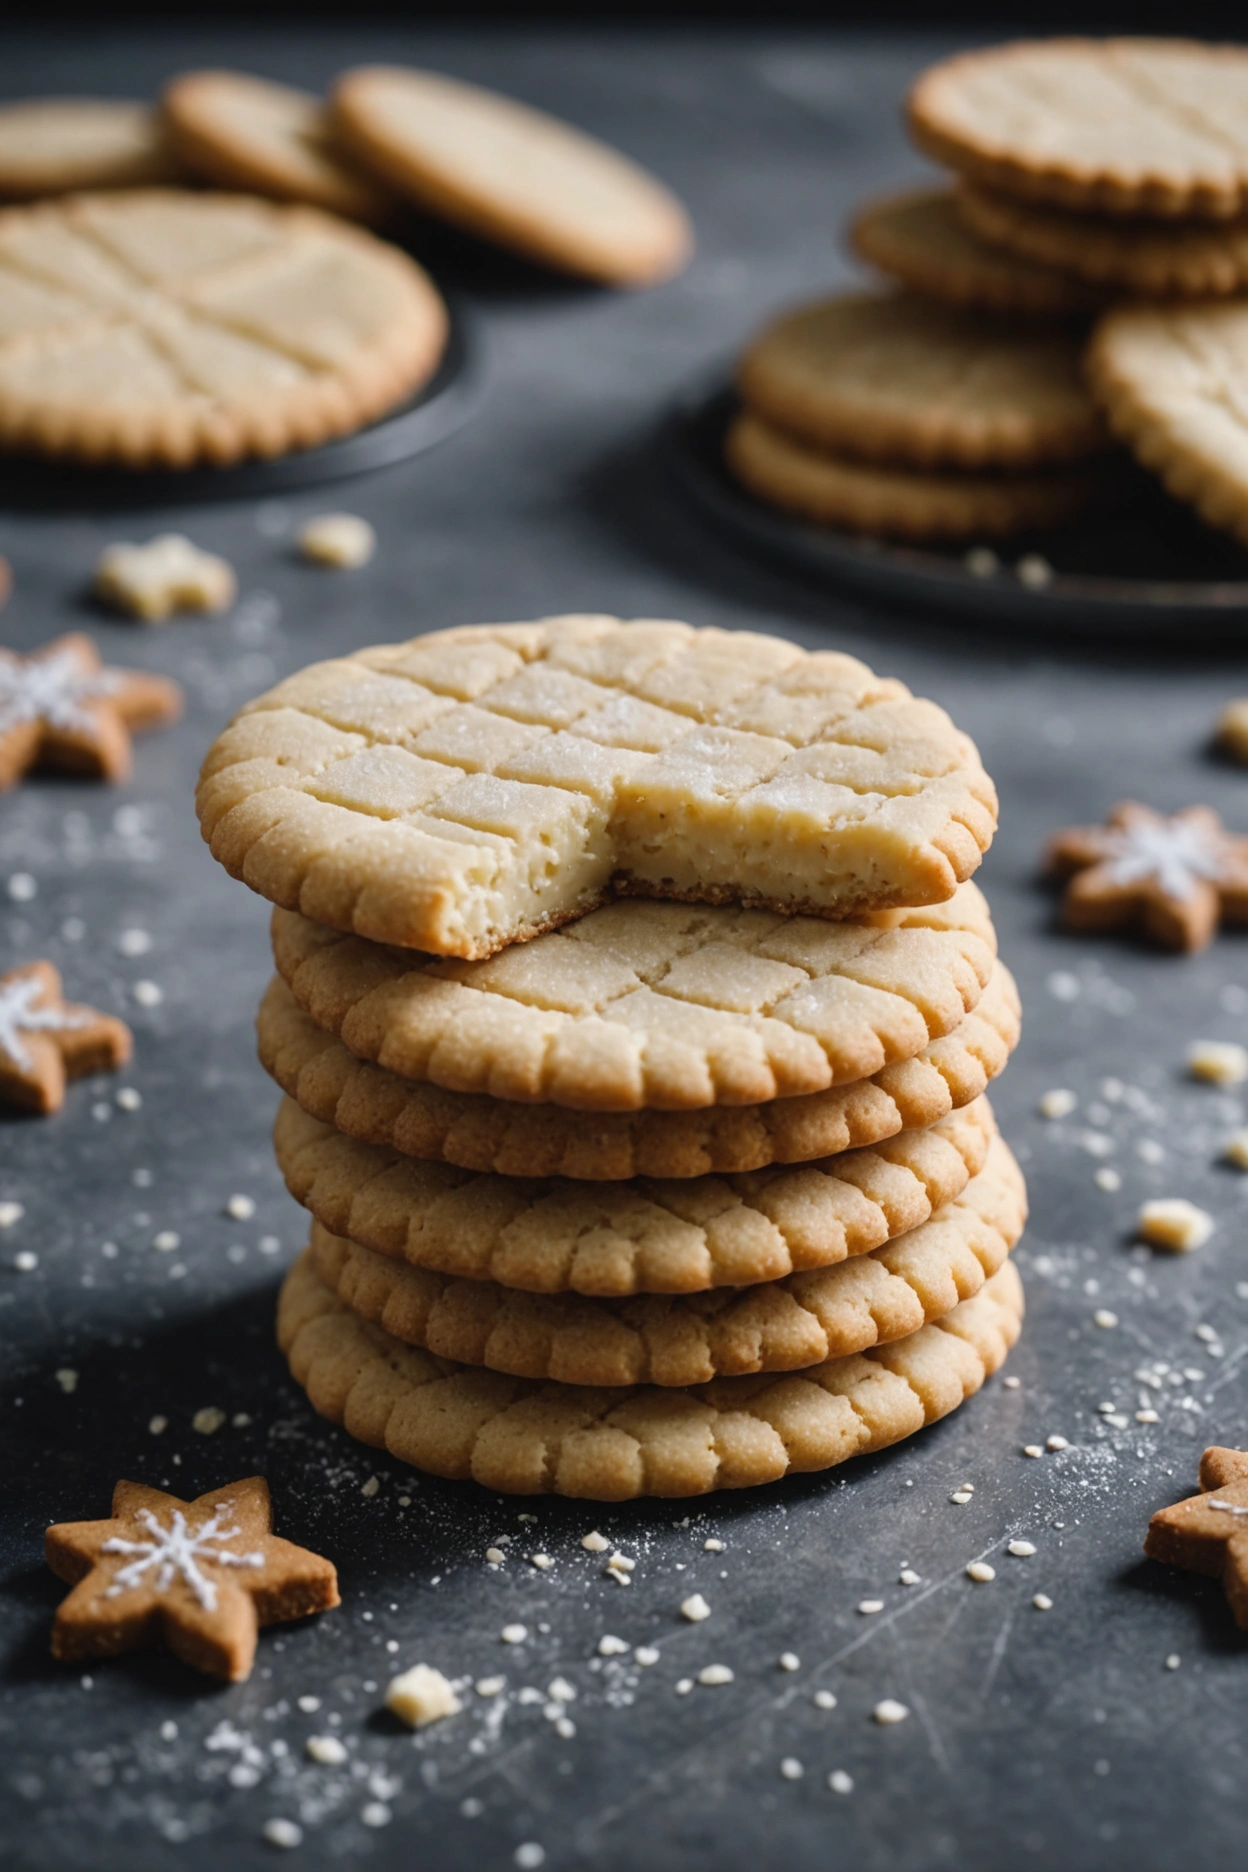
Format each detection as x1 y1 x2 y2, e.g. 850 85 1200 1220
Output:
196 615 1025 1500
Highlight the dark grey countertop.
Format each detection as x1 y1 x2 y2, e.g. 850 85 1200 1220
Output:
3 24 1248 1872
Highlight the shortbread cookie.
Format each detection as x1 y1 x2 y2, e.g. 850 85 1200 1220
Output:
737 293 1107 469
1089 302 1248 548
909 40 1248 219
959 182 1248 298
0 191 447 468
1046 802 1248 953
198 617 998 959
0 634 183 790
257 962 1018 1178
278 1251 1023 1497
0 961 132 1115
0 100 180 198
272 1093 997 1296
727 414 1102 544
163 72 395 225
851 187 1100 315
46 1476 339 1680
331 65 690 287
94 534 236 621
306 1131 1024 1384
270 882 996 1110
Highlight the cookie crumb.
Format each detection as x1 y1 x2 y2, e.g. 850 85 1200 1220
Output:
966 1561 996 1583
148 1415 168 1434
152 1231 180 1252
476 1676 505 1696
296 1696 320 1713
1023 1444 1044 1458
779 1756 803 1780
1187 1039 1248 1085
1038 1088 1077 1119
858 1598 884 1615
191 1406 226 1435
360 1476 379 1498
54 1368 78 1394
950 1488 974 1505
778 1651 800 1672
1136 1408 1160 1424
306 1735 347 1765
1033 1594 1053 1611
262 1818 303 1849
0 1200 24 1228
1017 553 1053 589
1093 1309 1119 1329
607 1551 635 1572
814 1690 838 1710
1137 1198 1213 1253
94 534 236 621
501 1624 528 1644
1095 1167 1121 1191
872 1698 909 1724
14 1251 37 1270
703 1537 725 1552
964 546 999 578
486 1547 506 1565
514 1845 545 1870
597 1635 628 1656
1224 1130 1248 1170
530 1553 553 1570
1007 1540 1036 1558
634 1646 660 1666
361 1803 391 1827
132 981 163 1008
680 1593 711 1622
828 1769 854 1794
298 513 377 570
899 1568 920 1586
385 1663 461 1728
581 1530 609 1552
115 1087 142 1111
675 1677 694 1695
1165 1653 1181 1671
697 1664 734 1686
1002 1376 1021 1391
225 1193 256 1220
1046 1434 1069 1452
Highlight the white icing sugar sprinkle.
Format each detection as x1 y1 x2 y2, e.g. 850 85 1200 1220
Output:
0 1201 24 1228
0 645 121 738
102 1505 264 1610
0 975 91 1073
1103 818 1224 901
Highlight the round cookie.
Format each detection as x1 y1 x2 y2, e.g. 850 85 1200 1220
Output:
256 962 1019 1179
277 1251 1024 1498
198 617 998 964
1088 301 1248 548
0 190 447 469
909 39 1248 220
959 182 1248 298
726 412 1103 544
162 72 396 226
851 187 1101 315
737 292 1108 469
268 881 997 1112
271 1093 998 1296
331 64 690 286
0 100 181 199
306 1130 1025 1384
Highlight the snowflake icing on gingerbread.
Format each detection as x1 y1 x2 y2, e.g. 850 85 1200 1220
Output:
0 644 120 737
102 1506 265 1611
0 974 91 1072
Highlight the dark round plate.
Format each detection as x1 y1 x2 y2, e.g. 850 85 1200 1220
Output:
0 294 484 508
666 373 1248 637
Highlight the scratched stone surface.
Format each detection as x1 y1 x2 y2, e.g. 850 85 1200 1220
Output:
2 24 1248 1872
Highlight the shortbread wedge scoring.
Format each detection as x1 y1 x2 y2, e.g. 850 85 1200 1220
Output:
256 961 1019 1178
277 1251 1024 1497
305 1130 1025 1383
272 1093 998 1296
197 618 997 958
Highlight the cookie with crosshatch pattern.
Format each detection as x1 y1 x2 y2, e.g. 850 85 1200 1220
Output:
278 1251 1023 1498
197 618 998 960
272 1093 998 1296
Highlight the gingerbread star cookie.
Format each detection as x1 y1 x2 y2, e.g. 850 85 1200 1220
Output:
0 633 183 789
1145 1447 1248 1629
1045 803 1248 952
45 1476 340 1681
0 961 132 1114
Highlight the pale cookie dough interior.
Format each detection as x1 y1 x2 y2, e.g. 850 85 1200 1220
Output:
198 619 997 959
272 1093 998 1295
277 1250 1024 1497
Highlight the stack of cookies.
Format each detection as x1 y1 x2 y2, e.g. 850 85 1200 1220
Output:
196 616 1025 1500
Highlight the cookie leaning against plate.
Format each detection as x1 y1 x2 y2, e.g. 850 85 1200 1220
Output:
726 413 1104 544
910 39 1248 219
0 191 447 469
851 187 1102 315
959 182 1248 298
0 100 182 198
306 1130 1025 1383
332 64 690 286
272 1093 997 1296
1088 302 1248 547
278 1250 1023 1498
269 882 997 1110
737 293 1108 469
162 72 396 225
255 962 1019 1178
197 618 998 958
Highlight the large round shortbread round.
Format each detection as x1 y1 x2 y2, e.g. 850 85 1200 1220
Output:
959 183 1248 298
910 40 1248 220
726 413 1103 544
737 292 1107 469
851 187 1101 315
0 191 447 468
306 1132 1025 1385
272 1093 998 1296
269 883 996 1112
1089 302 1248 548
0 100 181 198
199 618 998 960
277 1252 1024 1498
163 72 395 225
331 65 691 286
257 963 1019 1178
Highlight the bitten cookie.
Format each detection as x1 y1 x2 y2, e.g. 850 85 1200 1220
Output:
277 1252 1024 1497
909 39 1248 219
272 1094 998 1295
0 191 447 468
306 1130 1025 1383
0 100 181 198
737 292 1108 469
331 64 691 286
198 618 998 958
851 187 1101 315
256 962 1019 1178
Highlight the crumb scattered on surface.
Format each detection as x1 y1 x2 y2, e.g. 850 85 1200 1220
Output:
1038 1088 1077 1118
298 513 377 569
1187 1040 1248 1085
697 1664 733 1686
385 1663 461 1728
966 1561 996 1583
1137 1198 1213 1253
873 1699 909 1724
680 1594 711 1622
